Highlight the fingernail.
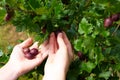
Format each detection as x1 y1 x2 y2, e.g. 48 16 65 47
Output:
58 33 62 38
28 37 33 42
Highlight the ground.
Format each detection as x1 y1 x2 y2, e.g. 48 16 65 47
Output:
0 24 28 53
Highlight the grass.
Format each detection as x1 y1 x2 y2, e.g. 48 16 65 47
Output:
0 24 27 53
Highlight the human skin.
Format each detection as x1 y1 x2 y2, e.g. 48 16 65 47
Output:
43 32 74 80
0 38 48 80
0 32 73 80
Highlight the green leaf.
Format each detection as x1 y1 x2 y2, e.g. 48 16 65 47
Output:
28 0 40 9
35 7 48 15
0 54 9 65
91 30 99 38
78 18 93 35
101 31 110 37
88 47 104 63
5 0 16 6
95 47 104 64
0 7 6 24
103 47 111 55
89 49 95 60
82 37 95 53
99 71 111 80
81 61 96 73
114 63 120 71
86 75 95 80
74 39 83 51
54 3 63 15
110 44 120 63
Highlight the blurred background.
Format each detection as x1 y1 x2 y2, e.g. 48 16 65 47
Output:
0 24 27 53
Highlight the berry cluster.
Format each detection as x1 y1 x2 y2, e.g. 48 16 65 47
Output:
104 13 120 28
23 48 38 59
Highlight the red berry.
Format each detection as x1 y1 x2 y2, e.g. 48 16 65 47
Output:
111 14 119 21
25 53 34 59
23 48 30 54
30 48 38 56
23 48 38 59
78 51 83 59
5 13 12 21
104 17 113 28
78 51 87 61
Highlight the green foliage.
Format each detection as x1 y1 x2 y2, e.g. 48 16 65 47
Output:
0 7 6 24
0 49 9 67
0 0 120 79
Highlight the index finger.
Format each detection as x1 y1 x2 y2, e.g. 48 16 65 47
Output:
62 32 74 60
57 33 67 51
49 32 56 54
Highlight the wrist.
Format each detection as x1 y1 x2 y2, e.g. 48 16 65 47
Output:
43 70 66 80
0 62 19 80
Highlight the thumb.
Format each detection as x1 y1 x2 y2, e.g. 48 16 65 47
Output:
19 38 33 48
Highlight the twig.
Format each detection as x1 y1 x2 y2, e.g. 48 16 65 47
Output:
112 24 120 36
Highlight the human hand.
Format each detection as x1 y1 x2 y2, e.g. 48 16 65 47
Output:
2 38 48 78
43 32 74 80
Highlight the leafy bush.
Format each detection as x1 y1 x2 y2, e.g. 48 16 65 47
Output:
0 0 120 80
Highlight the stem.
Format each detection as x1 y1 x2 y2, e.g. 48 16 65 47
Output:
112 24 120 36
27 1 35 11
27 31 30 37
84 0 91 8
15 7 35 14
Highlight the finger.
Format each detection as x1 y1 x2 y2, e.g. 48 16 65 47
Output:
62 32 74 60
19 38 33 48
57 33 67 51
29 43 49 64
62 32 71 45
41 50 48 60
62 32 72 51
34 42 49 65
27 53 48 67
54 37 58 53
39 40 48 49
39 40 49 56
30 42 39 49
35 51 48 62
49 32 55 54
